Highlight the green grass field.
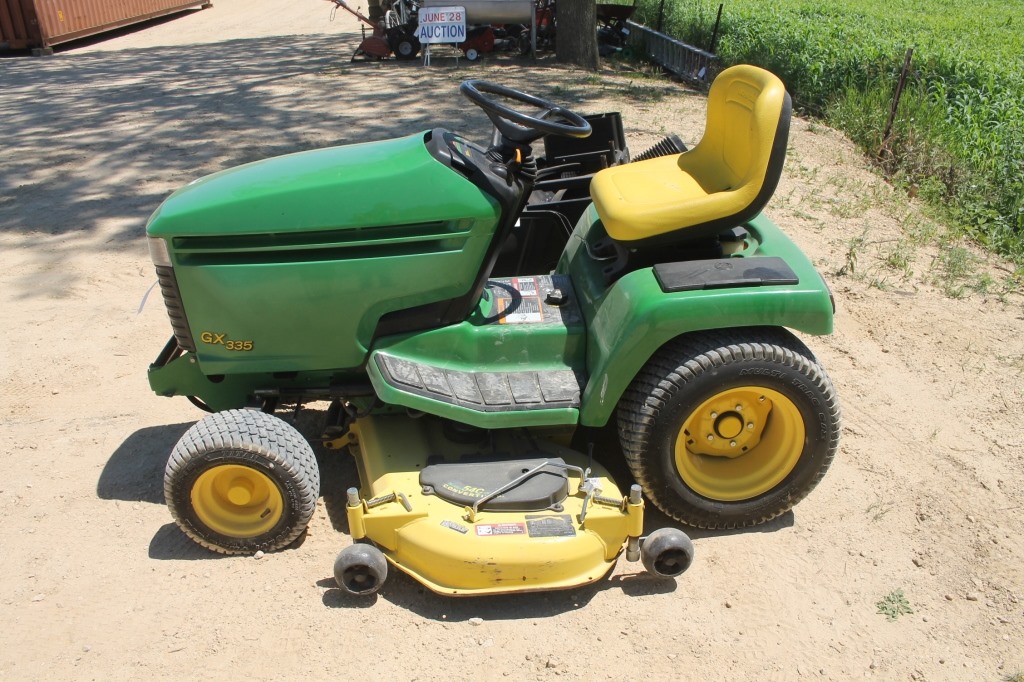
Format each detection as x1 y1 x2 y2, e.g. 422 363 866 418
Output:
630 0 1024 263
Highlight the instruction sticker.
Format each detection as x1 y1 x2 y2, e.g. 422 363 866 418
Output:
475 522 526 536
514 276 538 297
494 276 544 324
526 514 576 538
501 297 542 324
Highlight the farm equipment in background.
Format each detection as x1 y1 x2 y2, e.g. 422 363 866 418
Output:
327 0 421 61
517 0 554 54
328 0 526 63
416 0 534 59
517 0 636 57
326 0 637 62
458 25 495 60
455 24 528 61
596 2 635 56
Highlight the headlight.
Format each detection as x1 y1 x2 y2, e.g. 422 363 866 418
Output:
148 236 172 267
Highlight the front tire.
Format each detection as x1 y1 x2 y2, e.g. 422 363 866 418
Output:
618 328 840 529
165 409 320 554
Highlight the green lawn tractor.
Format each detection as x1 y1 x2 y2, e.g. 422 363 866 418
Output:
146 65 840 597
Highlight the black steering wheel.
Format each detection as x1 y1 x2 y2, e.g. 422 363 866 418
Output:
460 80 592 145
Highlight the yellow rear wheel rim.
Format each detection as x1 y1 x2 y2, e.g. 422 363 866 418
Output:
675 386 805 502
191 464 284 538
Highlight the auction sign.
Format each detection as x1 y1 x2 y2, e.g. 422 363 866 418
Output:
415 6 467 43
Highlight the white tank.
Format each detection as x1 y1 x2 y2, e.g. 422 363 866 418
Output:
419 0 533 24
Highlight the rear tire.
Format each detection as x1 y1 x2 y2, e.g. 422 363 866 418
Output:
618 328 840 529
165 409 320 554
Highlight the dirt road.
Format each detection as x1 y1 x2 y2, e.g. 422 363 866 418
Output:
1 2 1022 679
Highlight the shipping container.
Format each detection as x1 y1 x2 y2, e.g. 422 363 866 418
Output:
0 0 211 52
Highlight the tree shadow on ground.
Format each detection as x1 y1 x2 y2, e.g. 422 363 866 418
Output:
1 28 683 302
0 33 604 244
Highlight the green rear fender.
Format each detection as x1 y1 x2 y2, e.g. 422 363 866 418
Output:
563 207 834 427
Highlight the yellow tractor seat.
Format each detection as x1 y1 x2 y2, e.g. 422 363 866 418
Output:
590 64 792 245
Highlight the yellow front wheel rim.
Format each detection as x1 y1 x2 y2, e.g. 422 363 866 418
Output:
191 464 284 538
675 386 805 502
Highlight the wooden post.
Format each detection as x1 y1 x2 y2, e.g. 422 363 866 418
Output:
709 3 723 53
881 48 914 156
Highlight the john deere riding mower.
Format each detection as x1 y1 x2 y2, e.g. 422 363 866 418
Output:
146 66 840 596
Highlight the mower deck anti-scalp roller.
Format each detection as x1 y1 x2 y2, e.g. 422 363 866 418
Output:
145 65 840 598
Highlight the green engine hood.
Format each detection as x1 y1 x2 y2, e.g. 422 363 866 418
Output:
147 131 484 237
145 130 503 376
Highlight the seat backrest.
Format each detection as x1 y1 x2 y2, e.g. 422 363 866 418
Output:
697 64 790 201
588 64 791 245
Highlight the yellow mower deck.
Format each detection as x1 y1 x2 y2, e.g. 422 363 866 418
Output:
339 416 644 595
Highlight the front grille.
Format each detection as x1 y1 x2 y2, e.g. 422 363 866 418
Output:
155 265 196 352
170 221 465 266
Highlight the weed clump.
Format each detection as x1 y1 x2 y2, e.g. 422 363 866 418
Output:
876 588 914 621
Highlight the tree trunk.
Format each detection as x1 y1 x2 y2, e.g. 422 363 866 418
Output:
555 0 599 70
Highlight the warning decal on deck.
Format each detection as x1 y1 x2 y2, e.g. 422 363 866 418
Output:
526 514 577 538
475 522 526 536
